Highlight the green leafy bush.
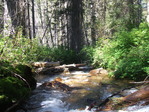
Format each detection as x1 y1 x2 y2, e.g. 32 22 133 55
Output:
0 37 39 64
0 76 29 111
46 46 81 64
84 22 149 80
81 45 96 64
0 77 29 101
0 37 80 64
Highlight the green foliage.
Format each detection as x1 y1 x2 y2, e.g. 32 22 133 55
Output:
84 22 149 80
47 46 80 64
80 45 96 64
0 60 14 78
0 37 80 64
0 76 29 111
106 1 141 34
0 77 29 101
0 37 38 64
0 61 36 111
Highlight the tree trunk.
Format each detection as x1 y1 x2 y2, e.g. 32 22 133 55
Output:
27 0 32 39
31 0 35 38
147 0 149 22
91 1 96 44
5 0 30 37
69 0 84 52
127 0 142 28
0 0 4 36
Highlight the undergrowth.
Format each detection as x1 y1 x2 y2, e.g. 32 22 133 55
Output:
0 37 79 64
83 22 149 80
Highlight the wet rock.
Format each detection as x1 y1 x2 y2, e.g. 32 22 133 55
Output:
41 80 72 92
55 77 63 82
15 64 37 89
89 68 108 76
0 64 37 112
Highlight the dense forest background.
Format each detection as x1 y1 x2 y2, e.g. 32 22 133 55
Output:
0 0 148 50
0 0 149 78
0 0 149 111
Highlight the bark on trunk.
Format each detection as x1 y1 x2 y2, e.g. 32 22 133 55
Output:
69 0 84 52
0 0 4 35
5 0 30 37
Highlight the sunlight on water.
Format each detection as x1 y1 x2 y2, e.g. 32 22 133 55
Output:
19 90 70 112
123 105 149 112
71 71 89 75
132 105 149 112
69 105 149 112
36 82 42 87
38 99 68 112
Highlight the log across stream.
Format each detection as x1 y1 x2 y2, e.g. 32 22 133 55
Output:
16 66 149 112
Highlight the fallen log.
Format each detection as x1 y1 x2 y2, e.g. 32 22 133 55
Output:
35 67 64 75
55 63 86 69
122 85 149 102
32 61 60 68
34 63 86 75
98 85 149 111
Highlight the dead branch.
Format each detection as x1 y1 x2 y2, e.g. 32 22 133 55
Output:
13 73 31 91
129 81 149 84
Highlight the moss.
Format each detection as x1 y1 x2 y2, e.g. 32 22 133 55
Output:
0 77 30 111
0 63 36 111
0 77 29 100
15 64 37 89
0 60 14 78
0 95 12 111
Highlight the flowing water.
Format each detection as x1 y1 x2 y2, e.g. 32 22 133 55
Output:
17 69 149 112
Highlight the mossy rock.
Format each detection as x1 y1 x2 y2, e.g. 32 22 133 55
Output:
0 77 29 99
0 95 12 112
0 77 29 111
15 64 37 89
0 63 37 111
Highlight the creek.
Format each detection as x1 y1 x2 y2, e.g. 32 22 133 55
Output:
16 68 149 112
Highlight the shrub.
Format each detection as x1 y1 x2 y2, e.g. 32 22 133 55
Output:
84 22 149 80
47 46 80 64
0 36 80 64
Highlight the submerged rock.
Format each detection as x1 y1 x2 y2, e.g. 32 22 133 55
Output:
89 68 108 76
41 80 72 92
